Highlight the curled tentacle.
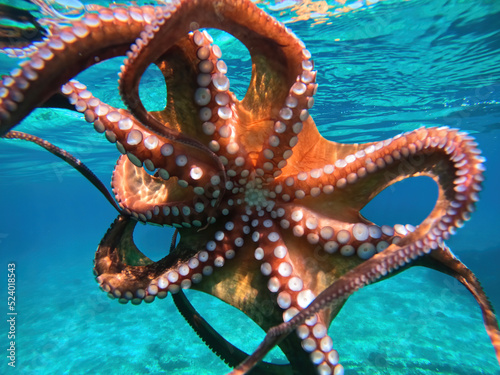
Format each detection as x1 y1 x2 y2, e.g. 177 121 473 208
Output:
274 127 482 210
152 29 252 180
119 0 318 182
62 80 223 216
0 5 162 134
94 216 248 304
94 215 157 305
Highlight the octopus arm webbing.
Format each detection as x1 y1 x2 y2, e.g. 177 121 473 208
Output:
2 130 121 213
172 290 293 375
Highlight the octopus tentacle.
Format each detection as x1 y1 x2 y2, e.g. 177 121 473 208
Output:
251 65 317 181
119 0 317 179
148 32 215 141
0 6 226 208
95 217 247 304
119 0 306 123
151 29 252 179
228 246 447 374
276 203 405 260
235 238 500 374
252 226 344 374
0 5 163 135
94 215 156 304
2 130 121 212
275 127 482 210
62 80 222 207
191 31 253 180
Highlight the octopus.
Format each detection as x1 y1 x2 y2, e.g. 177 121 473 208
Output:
0 1 499 374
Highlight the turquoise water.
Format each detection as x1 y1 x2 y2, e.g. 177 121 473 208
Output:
0 0 499 374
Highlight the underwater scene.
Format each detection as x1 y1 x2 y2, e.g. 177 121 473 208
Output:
0 0 499 374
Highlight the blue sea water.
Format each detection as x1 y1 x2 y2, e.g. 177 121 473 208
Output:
0 0 499 374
